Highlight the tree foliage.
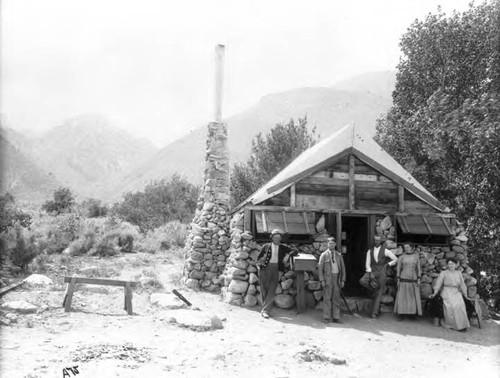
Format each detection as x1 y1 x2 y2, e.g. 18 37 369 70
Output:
230 117 319 207
113 174 198 232
0 193 32 233
42 187 76 214
376 1 500 297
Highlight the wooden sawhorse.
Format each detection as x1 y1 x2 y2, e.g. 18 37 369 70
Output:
62 276 137 315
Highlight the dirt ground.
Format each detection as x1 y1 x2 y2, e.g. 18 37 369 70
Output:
1 252 499 378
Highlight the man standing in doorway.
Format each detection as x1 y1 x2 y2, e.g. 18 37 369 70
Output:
359 235 398 318
319 236 346 323
257 229 297 319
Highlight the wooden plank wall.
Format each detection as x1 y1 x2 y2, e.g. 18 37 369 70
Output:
261 154 436 213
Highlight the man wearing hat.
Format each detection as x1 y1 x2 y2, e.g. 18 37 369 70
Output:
318 236 346 323
256 229 297 319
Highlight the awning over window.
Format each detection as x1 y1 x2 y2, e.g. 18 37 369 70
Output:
254 210 316 235
396 215 454 236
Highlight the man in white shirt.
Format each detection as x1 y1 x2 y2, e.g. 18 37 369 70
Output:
359 235 398 318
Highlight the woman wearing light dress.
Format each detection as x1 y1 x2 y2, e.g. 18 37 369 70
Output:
394 244 422 319
429 258 470 331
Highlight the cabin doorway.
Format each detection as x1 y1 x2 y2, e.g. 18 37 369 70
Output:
341 215 369 296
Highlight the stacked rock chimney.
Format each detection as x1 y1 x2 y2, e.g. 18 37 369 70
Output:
183 45 230 291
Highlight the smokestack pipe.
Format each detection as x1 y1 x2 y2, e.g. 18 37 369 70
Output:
214 44 225 123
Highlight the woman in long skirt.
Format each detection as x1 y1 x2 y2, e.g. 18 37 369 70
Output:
430 258 470 331
394 244 422 319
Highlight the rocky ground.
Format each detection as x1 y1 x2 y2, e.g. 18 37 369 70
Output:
0 252 499 378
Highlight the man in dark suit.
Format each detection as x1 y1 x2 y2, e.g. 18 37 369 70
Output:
257 229 297 319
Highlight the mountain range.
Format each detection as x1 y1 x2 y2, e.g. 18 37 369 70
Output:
0 71 395 203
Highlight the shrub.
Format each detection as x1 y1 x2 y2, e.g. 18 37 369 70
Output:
112 174 198 232
117 233 134 253
82 198 108 218
90 236 119 257
10 226 37 272
67 232 96 256
42 187 75 215
135 221 188 254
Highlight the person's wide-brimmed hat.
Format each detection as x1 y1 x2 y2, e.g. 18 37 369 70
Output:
270 229 284 236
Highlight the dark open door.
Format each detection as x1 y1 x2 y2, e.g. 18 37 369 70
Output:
341 215 369 296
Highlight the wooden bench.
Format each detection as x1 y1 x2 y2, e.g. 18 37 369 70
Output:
62 276 137 315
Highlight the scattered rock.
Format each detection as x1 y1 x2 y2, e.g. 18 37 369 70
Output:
244 294 258 307
78 266 99 276
281 279 294 290
274 294 295 309
228 280 248 294
150 293 188 309
1 301 38 314
224 292 243 306
23 274 53 288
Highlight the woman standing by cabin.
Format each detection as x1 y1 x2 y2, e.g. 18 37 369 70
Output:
394 244 422 319
429 258 470 331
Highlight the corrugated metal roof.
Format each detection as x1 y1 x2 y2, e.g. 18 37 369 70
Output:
234 124 447 212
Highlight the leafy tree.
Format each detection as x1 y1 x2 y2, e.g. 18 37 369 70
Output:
230 117 319 207
113 174 198 232
82 198 108 218
375 1 500 297
42 187 76 214
0 193 32 233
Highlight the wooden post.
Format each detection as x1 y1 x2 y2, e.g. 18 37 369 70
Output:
398 185 405 212
349 154 355 210
296 271 306 313
64 275 77 312
125 282 133 315
214 44 225 123
290 183 296 207
336 212 342 248
244 209 252 232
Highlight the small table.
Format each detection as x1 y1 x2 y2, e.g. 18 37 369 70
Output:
291 253 318 313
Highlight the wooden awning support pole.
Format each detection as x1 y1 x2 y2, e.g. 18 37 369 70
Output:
214 44 225 123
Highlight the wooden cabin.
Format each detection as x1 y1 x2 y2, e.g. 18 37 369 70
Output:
231 124 456 296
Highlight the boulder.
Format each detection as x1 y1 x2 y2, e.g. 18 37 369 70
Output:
450 239 462 246
228 280 249 294
444 252 456 259
150 293 188 309
380 216 392 230
249 272 259 284
452 245 465 254
281 279 294 291
1 301 38 314
23 274 53 288
244 294 258 307
274 294 295 309
307 281 321 291
313 290 324 301
78 266 98 276
274 285 283 295
189 270 205 280
224 292 243 306
185 278 199 289
231 267 247 277
247 284 257 295
234 251 249 260
247 265 257 273
233 260 249 270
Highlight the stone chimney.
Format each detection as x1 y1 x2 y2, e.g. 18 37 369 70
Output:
183 45 231 291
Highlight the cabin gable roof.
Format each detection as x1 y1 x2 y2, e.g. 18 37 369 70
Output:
233 124 448 213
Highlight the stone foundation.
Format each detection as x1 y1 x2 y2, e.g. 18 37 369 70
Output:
221 212 478 313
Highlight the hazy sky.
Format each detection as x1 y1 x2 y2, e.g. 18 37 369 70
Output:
1 0 472 147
